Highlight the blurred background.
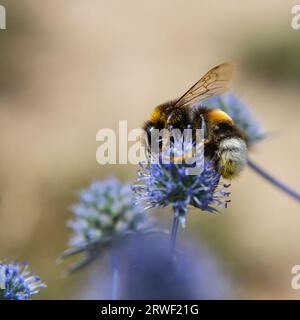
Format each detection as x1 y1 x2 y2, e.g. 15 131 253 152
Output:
0 0 299 299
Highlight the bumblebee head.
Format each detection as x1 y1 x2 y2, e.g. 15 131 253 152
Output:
150 106 164 123
150 102 190 129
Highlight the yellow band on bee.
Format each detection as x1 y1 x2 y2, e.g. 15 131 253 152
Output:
207 109 233 124
150 107 163 122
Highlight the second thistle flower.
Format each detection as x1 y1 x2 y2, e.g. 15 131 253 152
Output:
61 177 148 271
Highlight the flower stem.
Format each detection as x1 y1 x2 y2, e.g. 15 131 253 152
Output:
110 245 119 300
170 207 185 254
170 215 179 254
248 158 300 202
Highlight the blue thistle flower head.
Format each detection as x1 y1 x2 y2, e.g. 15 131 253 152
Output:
133 136 230 226
0 261 46 300
203 93 265 145
61 177 149 271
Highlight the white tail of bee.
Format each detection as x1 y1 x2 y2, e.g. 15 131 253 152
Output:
218 138 247 179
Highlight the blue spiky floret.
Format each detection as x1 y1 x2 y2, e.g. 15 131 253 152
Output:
132 136 230 226
0 261 46 300
61 177 149 271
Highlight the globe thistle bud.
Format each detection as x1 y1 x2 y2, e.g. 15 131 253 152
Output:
61 177 149 272
132 135 230 227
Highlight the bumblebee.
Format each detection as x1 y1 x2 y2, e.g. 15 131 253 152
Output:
143 63 247 179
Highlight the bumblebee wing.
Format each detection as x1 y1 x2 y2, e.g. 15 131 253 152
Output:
174 62 235 108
